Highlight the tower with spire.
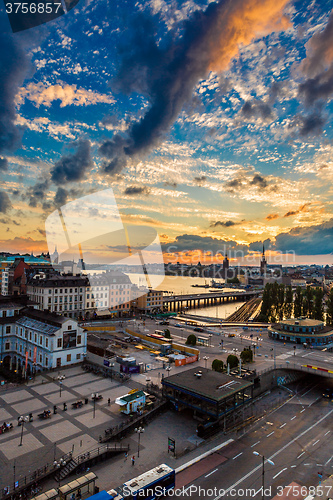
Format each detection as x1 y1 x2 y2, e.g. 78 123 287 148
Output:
260 244 267 276
222 253 229 277
51 245 59 265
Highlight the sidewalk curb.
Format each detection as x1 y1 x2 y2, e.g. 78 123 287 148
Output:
175 439 234 474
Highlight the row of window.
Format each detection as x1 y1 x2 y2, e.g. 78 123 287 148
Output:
48 296 83 303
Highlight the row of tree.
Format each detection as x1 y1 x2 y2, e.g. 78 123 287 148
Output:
211 348 253 372
258 283 325 323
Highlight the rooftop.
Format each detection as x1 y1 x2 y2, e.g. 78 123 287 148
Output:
162 367 253 402
280 317 324 327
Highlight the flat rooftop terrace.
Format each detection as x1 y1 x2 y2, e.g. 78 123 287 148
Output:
162 367 253 402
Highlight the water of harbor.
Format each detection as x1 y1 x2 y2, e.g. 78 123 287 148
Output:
128 274 245 319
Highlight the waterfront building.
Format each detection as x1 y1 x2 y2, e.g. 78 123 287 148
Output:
268 317 333 347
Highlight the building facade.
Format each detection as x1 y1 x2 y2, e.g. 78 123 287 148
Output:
0 297 87 375
268 317 333 347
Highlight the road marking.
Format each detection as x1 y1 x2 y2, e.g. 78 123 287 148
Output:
205 468 218 478
213 409 333 500
279 423 286 428
273 468 287 479
183 485 193 494
297 452 305 459
324 431 331 436
290 416 296 420
291 465 296 468
313 440 320 446
233 453 243 460
300 409 306 413
251 441 260 448
267 431 275 438
325 456 333 465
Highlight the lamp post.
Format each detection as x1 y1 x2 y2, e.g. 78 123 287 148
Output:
57 375 65 397
135 426 144 457
92 393 100 418
253 451 274 500
53 458 67 489
18 415 29 446
203 356 209 370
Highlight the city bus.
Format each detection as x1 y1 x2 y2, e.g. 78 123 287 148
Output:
87 464 175 500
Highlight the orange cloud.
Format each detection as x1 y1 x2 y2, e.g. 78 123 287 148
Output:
205 0 291 73
265 213 279 221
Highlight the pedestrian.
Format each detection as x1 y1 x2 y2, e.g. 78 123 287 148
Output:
131 455 135 466
124 452 128 462
76 488 81 499
108 398 111 406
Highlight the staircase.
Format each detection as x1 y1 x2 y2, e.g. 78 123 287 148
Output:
54 458 78 482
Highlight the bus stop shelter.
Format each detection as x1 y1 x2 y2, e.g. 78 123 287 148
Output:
59 472 97 500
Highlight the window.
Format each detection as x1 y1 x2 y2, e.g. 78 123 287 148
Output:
67 354 71 362
65 289 67 293
55 289 58 294
5 342 10 350
59 297 62 303
39 354 42 362
48 298 52 304
45 357 48 366
29 332 32 340
45 338 48 348
34 333 37 342
68 325 72 330
87 294 90 299
77 335 81 344
76 353 81 360
40 336 43 345
87 302 90 308
5 326 10 334
55 297 58 303
49 289 52 294
64 296 67 303
57 338 62 348
70 288 72 293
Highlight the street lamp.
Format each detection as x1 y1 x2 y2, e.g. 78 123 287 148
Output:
203 356 209 370
53 458 67 489
57 375 65 397
135 426 144 457
91 393 100 418
18 415 29 446
253 451 274 500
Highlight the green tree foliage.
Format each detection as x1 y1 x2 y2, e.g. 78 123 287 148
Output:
303 286 314 318
226 354 239 369
163 329 171 339
313 288 324 321
326 289 333 325
284 285 293 319
240 348 253 363
227 277 240 284
212 359 224 372
294 287 303 318
186 334 197 346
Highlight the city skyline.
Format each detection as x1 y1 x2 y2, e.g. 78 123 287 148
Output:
1 0 333 264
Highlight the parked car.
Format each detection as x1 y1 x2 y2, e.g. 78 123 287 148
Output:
194 327 204 332
159 321 169 325
322 388 333 399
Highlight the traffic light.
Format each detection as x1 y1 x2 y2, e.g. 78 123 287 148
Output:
53 405 57 414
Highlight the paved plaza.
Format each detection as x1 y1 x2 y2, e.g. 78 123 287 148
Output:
0 366 199 495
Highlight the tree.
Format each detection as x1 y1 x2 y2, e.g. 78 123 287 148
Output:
186 334 196 346
326 289 333 325
303 286 314 318
212 359 224 372
240 348 253 364
226 354 239 369
284 285 293 319
313 288 324 321
277 284 285 320
164 329 171 339
294 287 303 318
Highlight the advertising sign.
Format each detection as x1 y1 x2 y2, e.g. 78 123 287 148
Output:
25 351 29 371
63 331 77 349
168 437 175 454
33 346 37 364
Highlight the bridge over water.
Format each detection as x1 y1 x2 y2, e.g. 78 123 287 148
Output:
163 290 260 312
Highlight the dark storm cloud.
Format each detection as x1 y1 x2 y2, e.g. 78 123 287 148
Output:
0 191 12 213
241 100 273 121
265 213 279 220
51 139 94 185
274 219 333 255
0 19 40 165
211 220 238 227
124 186 150 196
25 179 50 208
248 239 271 252
224 178 243 192
164 181 177 188
194 176 207 184
250 174 268 189
54 187 68 207
99 0 291 173
298 112 327 137
298 11 333 107
162 234 249 257
0 158 8 171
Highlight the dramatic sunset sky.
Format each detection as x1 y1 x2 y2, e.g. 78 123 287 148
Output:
1 0 333 265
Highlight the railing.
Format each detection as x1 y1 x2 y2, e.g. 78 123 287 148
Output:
2 451 73 500
257 363 333 378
